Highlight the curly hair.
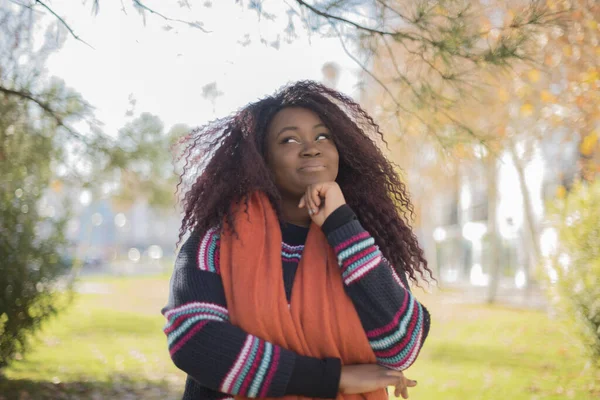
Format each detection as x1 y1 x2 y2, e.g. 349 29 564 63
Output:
176 80 433 285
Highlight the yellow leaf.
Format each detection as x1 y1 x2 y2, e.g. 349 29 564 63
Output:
498 88 510 102
528 69 540 83
454 143 466 158
556 185 567 199
541 90 556 103
580 131 598 156
563 45 572 57
585 19 598 30
521 103 534 117
583 68 599 83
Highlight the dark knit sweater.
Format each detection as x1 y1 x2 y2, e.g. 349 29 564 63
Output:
162 205 430 399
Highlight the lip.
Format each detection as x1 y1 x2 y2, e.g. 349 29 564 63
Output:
298 162 326 172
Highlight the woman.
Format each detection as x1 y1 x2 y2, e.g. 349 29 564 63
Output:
162 81 432 400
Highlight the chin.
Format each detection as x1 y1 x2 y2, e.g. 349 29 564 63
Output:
298 173 335 187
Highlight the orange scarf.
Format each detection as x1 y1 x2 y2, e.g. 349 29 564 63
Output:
219 192 388 400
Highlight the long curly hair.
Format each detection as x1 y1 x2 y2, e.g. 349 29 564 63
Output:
176 80 433 284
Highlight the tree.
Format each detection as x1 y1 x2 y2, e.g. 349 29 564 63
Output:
352 1 555 296
0 5 181 370
5 1 561 142
544 180 600 372
475 0 599 299
364 0 597 303
505 0 600 185
102 113 187 211
0 6 86 369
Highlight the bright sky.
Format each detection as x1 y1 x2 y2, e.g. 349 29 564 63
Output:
44 1 360 136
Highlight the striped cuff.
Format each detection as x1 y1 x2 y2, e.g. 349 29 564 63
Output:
327 220 382 285
219 335 289 397
367 298 430 370
163 302 229 356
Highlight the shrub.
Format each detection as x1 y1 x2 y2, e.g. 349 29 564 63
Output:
542 180 600 371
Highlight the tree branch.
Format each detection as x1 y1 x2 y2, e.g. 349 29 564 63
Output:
13 0 212 48
380 35 423 101
0 85 90 143
374 0 412 23
294 0 416 40
132 0 211 33
35 0 95 49
328 22 451 146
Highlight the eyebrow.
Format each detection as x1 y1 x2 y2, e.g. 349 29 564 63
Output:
276 123 328 137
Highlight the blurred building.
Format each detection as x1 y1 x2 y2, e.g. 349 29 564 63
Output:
418 135 578 288
44 184 180 274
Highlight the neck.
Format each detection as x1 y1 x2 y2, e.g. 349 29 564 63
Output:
280 195 311 227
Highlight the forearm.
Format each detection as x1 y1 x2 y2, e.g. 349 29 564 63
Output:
164 314 341 398
322 206 431 370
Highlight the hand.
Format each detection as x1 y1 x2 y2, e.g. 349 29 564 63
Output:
297 182 346 227
392 371 417 399
339 364 417 397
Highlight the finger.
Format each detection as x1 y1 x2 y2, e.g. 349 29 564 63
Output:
305 186 319 214
406 379 417 388
393 382 405 398
298 195 305 209
305 187 317 215
400 383 409 399
311 184 322 208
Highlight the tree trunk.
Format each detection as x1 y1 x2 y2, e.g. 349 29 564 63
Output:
421 210 439 283
486 156 501 303
508 141 541 300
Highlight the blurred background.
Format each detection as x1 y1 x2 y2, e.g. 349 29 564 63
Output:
1 0 599 399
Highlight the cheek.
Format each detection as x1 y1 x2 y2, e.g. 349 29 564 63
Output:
270 151 297 180
330 147 340 174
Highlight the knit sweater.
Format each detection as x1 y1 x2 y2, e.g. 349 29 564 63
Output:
162 205 430 399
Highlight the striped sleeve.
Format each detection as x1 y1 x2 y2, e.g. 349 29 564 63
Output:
324 213 431 371
161 229 341 398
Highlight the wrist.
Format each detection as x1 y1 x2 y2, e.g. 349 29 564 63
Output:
322 204 357 236
287 356 341 398
338 367 348 394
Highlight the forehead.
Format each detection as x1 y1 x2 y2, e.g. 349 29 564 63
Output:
268 107 324 132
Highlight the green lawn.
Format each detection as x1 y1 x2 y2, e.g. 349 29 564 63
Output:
1 276 599 399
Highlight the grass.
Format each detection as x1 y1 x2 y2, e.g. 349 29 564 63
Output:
409 293 600 400
1 277 183 400
1 276 599 399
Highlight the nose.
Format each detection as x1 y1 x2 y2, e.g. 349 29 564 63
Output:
301 142 321 157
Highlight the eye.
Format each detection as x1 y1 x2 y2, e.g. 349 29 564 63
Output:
281 137 300 144
316 133 331 141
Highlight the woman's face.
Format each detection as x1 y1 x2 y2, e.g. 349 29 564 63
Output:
266 107 339 199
